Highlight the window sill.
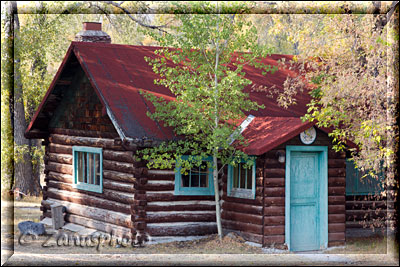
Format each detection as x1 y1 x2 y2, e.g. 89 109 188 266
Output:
228 188 254 199
73 183 103 194
174 188 215 196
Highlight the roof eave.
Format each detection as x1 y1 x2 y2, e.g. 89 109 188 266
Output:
243 121 316 155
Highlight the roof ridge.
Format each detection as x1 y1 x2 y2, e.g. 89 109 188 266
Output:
71 41 295 57
71 41 165 50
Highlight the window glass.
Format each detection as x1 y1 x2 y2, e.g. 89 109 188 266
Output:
191 169 200 187
83 152 87 183
233 165 239 188
175 156 214 196
95 154 100 185
73 147 102 193
88 153 94 185
77 152 84 183
345 159 384 195
246 167 253 189
228 159 255 199
182 173 190 187
199 162 209 188
240 164 246 189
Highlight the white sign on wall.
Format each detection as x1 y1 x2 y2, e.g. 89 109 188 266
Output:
300 126 317 145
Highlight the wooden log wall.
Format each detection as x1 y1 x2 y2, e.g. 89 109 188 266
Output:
221 160 265 245
346 194 395 230
42 70 218 242
40 73 153 240
41 131 141 239
143 169 218 238
221 128 347 248
43 124 346 248
260 149 286 248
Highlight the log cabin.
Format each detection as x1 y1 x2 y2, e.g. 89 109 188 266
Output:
25 22 388 251
345 158 392 234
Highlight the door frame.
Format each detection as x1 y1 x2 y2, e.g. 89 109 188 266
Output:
285 145 328 251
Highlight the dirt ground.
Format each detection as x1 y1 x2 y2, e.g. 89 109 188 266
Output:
1 196 262 255
1 195 399 265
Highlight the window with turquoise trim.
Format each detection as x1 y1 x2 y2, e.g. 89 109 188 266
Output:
227 159 256 199
345 159 384 195
174 156 214 195
73 146 103 193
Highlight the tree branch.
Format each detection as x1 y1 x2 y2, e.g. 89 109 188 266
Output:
89 2 115 25
201 48 216 75
372 1 399 32
386 1 399 24
103 1 169 34
219 14 236 56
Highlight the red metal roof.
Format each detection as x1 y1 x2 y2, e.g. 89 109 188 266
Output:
26 41 336 155
241 117 315 155
72 42 177 141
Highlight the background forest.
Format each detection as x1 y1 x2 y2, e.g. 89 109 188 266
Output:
1 1 398 200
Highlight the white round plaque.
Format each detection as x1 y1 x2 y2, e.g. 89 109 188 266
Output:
300 127 317 145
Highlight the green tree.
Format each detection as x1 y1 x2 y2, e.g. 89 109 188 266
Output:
1 1 161 196
1 1 16 194
262 2 398 229
4 1 89 197
139 2 276 238
261 2 398 175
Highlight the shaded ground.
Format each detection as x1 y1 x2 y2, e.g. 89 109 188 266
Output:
2 196 264 256
325 235 388 254
2 196 399 265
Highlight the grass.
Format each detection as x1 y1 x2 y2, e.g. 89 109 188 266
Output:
1 193 43 247
2 195 264 255
326 236 389 254
2 195 396 255
1 193 42 227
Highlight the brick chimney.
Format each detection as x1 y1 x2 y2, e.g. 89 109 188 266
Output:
75 22 111 43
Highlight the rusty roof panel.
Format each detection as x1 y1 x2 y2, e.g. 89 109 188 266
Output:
73 42 176 141
241 117 315 155
27 41 341 154
71 42 312 139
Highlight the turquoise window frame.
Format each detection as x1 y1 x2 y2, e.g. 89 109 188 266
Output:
227 158 256 199
345 159 385 196
285 145 328 251
174 156 215 196
72 146 103 193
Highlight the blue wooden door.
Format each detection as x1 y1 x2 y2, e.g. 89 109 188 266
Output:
290 152 320 251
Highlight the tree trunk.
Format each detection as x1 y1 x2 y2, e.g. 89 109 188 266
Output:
213 13 223 239
212 11 224 239
213 151 223 239
12 1 39 197
26 4 47 195
30 139 43 192
27 62 44 195
3 1 15 191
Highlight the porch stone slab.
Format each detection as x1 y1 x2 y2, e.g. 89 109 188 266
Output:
40 217 52 226
61 223 86 232
77 228 97 236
